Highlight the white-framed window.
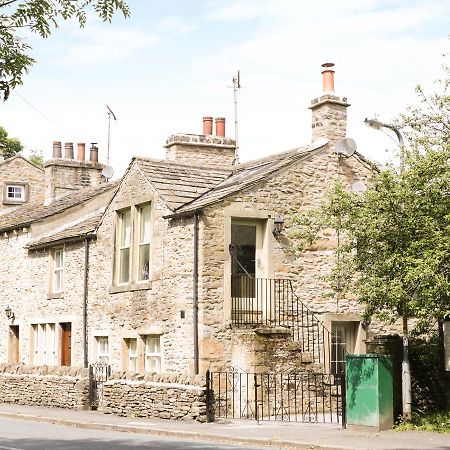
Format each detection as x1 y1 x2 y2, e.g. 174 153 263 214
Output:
51 248 64 293
117 209 131 284
96 336 109 363
125 338 138 372
137 204 151 281
144 335 162 373
6 184 25 200
114 203 152 286
32 323 56 366
330 321 359 375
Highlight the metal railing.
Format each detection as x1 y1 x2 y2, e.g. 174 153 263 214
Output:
231 275 335 371
207 368 346 425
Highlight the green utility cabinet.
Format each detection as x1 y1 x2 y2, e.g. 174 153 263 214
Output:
346 354 394 431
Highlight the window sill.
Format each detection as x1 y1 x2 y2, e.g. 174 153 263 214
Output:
47 292 64 299
3 199 26 205
109 281 152 294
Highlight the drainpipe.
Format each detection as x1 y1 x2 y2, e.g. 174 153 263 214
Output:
83 238 90 368
193 211 200 375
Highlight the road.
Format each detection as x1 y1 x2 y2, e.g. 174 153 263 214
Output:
0 417 275 450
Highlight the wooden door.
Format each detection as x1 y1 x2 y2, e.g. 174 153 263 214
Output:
8 326 19 363
60 323 71 366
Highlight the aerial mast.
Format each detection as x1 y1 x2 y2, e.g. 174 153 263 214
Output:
232 71 241 163
106 105 117 167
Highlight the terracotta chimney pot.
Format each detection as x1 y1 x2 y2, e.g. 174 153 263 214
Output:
77 143 86 161
203 116 213 135
90 143 98 163
321 62 335 94
215 117 226 137
52 141 62 159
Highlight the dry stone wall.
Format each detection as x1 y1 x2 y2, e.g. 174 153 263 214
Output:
100 372 208 422
0 364 89 409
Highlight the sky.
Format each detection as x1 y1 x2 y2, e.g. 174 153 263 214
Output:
1 0 449 177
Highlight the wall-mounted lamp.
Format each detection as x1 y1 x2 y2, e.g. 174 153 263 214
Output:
273 216 285 237
5 306 14 321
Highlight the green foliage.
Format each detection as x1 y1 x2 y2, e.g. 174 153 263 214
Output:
409 331 448 413
28 148 43 166
396 411 450 433
292 66 450 328
0 0 130 100
0 125 23 158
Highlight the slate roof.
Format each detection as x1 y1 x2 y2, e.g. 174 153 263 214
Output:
0 181 118 233
27 213 102 249
134 158 232 210
173 140 328 214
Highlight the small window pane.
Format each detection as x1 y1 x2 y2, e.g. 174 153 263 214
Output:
54 270 62 292
6 185 24 199
138 244 150 281
139 205 151 243
119 248 130 283
120 210 131 247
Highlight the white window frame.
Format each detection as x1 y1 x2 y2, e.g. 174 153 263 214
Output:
144 335 162 373
51 248 64 293
125 338 138 372
6 184 25 200
137 204 151 282
116 209 131 285
95 336 109 364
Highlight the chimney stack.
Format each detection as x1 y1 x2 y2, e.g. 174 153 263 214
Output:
90 143 99 162
53 141 62 159
77 143 86 161
215 117 225 137
321 63 335 94
203 116 213 135
309 62 350 145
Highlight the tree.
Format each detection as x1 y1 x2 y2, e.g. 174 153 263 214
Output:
0 0 130 100
0 125 23 158
29 148 43 166
292 65 450 419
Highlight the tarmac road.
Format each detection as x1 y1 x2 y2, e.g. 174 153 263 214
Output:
0 416 281 450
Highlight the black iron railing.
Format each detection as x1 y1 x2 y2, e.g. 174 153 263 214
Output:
231 275 335 371
207 368 345 425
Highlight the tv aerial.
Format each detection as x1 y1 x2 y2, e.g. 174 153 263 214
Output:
106 105 117 167
335 137 357 158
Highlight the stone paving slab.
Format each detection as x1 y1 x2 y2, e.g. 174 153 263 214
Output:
0 403 448 450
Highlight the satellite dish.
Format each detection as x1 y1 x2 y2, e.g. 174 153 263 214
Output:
335 137 357 158
351 181 367 194
102 166 114 180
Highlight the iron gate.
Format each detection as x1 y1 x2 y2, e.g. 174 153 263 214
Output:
88 361 111 410
207 369 346 425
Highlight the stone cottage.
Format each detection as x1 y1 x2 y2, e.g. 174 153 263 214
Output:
0 64 381 380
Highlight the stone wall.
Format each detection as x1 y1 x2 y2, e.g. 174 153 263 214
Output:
0 364 89 409
100 372 208 422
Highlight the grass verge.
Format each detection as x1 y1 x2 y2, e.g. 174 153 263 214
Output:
395 411 450 433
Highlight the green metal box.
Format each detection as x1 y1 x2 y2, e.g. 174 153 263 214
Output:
346 354 394 431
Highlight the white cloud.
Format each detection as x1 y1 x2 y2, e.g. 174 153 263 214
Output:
157 16 196 34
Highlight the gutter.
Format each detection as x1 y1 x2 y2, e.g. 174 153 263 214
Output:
27 233 96 251
83 238 90 368
193 211 200 375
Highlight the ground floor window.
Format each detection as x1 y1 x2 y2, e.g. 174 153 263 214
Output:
95 336 109 363
144 335 161 373
124 338 138 372
331 321 359 375
32 323 56 366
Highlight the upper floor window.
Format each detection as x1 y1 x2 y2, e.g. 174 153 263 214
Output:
114 203 152 287
6 184 24 200
137 205 151 281
3 182 28 204
51 248 64 293
117 209 131 284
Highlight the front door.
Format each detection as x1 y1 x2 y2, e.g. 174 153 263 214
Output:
8 325 19 363
60 322 72 366
230 221 267 324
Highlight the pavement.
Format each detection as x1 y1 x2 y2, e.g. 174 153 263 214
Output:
0 403 448 450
